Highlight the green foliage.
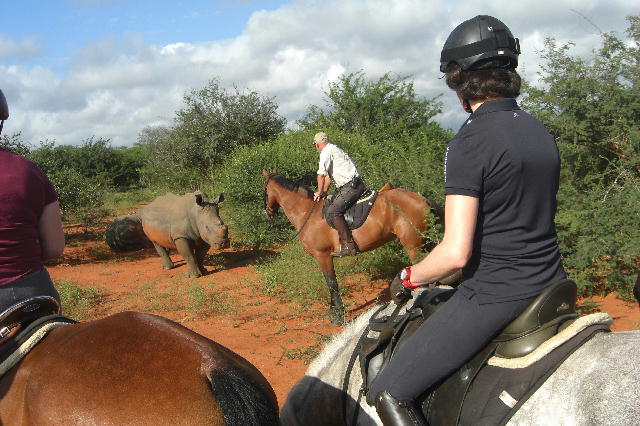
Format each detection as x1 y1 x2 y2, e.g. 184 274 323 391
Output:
298 71 444 140
522 16 639 297
0 132 31 156
28 138 144 190
137 78 286 190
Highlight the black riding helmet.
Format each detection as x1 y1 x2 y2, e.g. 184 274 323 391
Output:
0 89 8 121
0 89 8 136
440 15 520 73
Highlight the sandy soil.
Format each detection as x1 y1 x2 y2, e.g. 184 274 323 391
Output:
45 223 640 408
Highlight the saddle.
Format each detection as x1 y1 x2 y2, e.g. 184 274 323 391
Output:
356 279 611 426
0 297 76 376
323 188 379 230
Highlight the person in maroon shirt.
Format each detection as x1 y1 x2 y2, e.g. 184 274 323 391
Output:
0 89 65 313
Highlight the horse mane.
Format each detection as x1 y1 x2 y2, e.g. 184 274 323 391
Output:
270 174 314 199
209 367 280 426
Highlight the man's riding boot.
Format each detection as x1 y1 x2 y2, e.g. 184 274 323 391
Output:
331 215 359 257
375 391 428 426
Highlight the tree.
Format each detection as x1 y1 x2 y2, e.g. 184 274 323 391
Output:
298 71 443 140
521 16 639 297
138 78 286 189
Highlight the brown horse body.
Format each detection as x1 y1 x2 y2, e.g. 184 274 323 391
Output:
0 311 279 425
262 170 440 324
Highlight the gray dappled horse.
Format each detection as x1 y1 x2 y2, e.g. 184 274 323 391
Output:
281 300 640 426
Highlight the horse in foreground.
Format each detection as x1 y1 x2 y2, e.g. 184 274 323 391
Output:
281 299 640 425
262 170 442 324
0 311 279 425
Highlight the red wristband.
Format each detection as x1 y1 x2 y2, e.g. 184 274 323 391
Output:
400 266 420 290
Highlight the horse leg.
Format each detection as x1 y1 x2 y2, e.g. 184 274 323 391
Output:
316 255 344 325
152 242 174 270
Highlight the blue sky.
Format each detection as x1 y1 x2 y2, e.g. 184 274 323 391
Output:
4 0 287 73
1 0 637 146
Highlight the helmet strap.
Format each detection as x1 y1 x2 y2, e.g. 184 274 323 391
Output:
0 120 3 137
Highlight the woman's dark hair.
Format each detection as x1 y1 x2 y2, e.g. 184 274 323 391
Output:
445 62 521 101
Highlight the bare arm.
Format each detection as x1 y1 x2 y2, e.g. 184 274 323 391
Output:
314 174 330 201
38 201 65 260
408 194 478 285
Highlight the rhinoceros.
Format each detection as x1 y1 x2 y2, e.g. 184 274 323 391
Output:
106 191 230 277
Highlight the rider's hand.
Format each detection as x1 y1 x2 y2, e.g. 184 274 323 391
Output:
313 191 326 201
390 266 418 305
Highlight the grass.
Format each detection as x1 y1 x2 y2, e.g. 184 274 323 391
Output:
186 283 233 316
56 280 105 320
256 239 412 306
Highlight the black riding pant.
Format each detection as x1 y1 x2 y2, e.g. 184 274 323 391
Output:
369 290 535 401
326 178 365 219
0 268 61 313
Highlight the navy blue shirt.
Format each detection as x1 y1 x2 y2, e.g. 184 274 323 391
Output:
444 98 566 303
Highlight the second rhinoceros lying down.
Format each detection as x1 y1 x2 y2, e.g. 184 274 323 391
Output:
106 191 230 277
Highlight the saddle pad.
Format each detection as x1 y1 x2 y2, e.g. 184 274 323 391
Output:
0 320 73 376
487 312 611 369
459 323 610 426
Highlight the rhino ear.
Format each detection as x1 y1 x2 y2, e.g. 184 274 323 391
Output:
214 193 225 204
195 194 205 206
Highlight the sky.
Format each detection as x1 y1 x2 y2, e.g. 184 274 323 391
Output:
1 0 637 146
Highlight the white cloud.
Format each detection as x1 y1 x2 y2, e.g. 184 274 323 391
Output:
0 35 43 60
1 0 637 146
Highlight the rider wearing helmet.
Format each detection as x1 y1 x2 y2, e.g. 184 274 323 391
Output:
0 89 65 315
370 16 566 425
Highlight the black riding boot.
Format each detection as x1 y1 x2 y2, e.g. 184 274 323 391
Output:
374 391 427 426
331 215 359 257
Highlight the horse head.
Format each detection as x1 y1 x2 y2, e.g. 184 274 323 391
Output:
262 169 280 219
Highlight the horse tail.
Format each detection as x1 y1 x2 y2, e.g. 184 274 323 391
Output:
209 367 280 426
105 214 151 251
633 272 640 304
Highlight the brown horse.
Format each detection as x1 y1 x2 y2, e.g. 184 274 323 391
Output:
262 169 442 324
0 311 279 425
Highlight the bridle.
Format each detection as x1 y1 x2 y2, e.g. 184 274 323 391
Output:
263 173 318 240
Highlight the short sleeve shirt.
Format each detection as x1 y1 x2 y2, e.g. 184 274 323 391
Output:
0 148 58 286
317 143 359 187
444 99 565 303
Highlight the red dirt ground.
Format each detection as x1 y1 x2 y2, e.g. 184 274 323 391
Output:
45 223 640 409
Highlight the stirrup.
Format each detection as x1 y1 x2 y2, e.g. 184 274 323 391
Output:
331 245 359 258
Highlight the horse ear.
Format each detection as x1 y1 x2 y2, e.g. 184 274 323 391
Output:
272 168 277 174
262 169 269 178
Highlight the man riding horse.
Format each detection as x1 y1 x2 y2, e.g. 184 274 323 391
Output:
312 132 365 257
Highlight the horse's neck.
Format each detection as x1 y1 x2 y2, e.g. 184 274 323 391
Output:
276 187 315 231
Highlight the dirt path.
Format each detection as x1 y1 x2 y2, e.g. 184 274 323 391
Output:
46 224 640 408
